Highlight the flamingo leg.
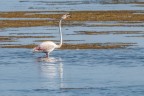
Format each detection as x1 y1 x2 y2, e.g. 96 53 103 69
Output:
45 53 49 58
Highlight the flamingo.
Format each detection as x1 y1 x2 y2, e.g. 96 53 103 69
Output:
33 13 71 58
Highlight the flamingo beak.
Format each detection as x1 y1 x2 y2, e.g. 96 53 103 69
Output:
69 15 72 18
67 14 71 18
65 13 71 18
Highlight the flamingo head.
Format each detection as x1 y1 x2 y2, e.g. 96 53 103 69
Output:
61 13 71 20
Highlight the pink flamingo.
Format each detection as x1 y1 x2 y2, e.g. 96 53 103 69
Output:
33 13 71 58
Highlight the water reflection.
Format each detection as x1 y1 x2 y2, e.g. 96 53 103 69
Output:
37 59 64 89
40 62 63 79
37 57 62 63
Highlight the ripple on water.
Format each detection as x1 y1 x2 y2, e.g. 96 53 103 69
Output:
0 0 144 96
36 57 63 62
0 48 144 96
0 0 144 11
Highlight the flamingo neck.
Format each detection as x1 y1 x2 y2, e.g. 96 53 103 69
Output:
57 19 63 48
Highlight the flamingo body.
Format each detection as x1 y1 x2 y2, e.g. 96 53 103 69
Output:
33 41 58 52
33 41 59 57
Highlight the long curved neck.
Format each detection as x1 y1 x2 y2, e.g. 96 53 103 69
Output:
57 19 63 48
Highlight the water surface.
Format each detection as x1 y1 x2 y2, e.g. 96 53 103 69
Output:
0 0 144 11
0 0 144 96
1 48 144 96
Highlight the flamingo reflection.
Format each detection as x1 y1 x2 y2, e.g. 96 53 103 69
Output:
38 60 64 89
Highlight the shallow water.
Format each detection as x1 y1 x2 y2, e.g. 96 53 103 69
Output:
0 0 144 11
1 22 144 47
1 48 144 96
1 0 144 96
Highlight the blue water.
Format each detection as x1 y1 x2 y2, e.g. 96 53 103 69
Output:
0 0 144 11
1 0 144 96
1 48 144 96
